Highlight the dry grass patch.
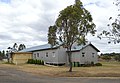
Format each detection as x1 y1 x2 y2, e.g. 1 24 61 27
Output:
0 61 120 77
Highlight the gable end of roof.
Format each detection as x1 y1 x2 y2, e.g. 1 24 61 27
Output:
88 44 100 52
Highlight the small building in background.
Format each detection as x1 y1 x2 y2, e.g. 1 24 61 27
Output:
11 52 32 64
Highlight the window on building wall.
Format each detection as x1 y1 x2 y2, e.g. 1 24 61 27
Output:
92 53 95 58
46 52 48 57
37 53 39 57
82 52 85 57
34 54 36 59
52 52 55 57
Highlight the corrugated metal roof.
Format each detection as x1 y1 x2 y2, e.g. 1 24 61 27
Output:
19 44 60 52
19 43 100 52
71 43 100 52
71 44 85 51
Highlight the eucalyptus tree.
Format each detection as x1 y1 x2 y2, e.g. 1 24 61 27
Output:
48 26 58 47
98 0 120 44
48 0 96 72
18 44 26 51
12 43 18 52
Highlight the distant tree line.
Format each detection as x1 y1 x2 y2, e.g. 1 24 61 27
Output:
100 52 120 61
0 50 6 60
7 43 26 52
0 43 26 61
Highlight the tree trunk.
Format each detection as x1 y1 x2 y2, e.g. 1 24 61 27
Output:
8 58 10 63
67 48 72 72
68 54 72 72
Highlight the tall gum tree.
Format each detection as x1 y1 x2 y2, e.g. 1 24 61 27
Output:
48 0 96 72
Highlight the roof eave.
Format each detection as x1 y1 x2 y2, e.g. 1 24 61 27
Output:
89 44 100 52
30 46 59 52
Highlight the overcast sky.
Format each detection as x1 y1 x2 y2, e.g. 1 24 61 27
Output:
0 0 119 53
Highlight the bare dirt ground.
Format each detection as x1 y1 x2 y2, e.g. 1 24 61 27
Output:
0 61 120 77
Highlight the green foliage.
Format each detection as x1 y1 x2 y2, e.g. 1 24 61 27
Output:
27 59 33 64
83 61 92 67
91 61 94 66
0 50 6 59
72 62 80 67
37 60 41 64
114 55 120 61
27 59 44 65
48 0 96 47
101 55 111 61
48 26 58 46
4 62 14 64
55 2 96 46
100 52 117 56
41 60 44 65
18 44 26 51
8 43 26 52
13 43 18 49
98 0 120 44
100 53 120 62
48 0 96 72
95 63 102 66
72 62 98 67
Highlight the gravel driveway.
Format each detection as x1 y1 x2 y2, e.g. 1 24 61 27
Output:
0 67 120 83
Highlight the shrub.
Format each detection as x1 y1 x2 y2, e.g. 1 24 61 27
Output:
27 59 44 65
72 62 75 67
101 55 111 61
37 60 40 64
27 59 30 63
39 60 41 64
83 61 91 67
41 60 44 65
35 59 38 64
72 62 80 67
95 63 102 66
27 59 33 64
32 59 35 64
82 64 91 67
71 62 102 67
114 55 120 61
91 61 94 66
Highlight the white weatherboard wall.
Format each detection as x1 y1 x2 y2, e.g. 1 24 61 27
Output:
71 45 98 64
32 44 99 65
58 46 67 64
33 49 58 64
33 46 67 64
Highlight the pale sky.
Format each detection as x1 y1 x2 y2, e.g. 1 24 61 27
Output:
0 0 119 53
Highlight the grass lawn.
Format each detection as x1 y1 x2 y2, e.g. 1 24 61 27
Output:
0 61 120 77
